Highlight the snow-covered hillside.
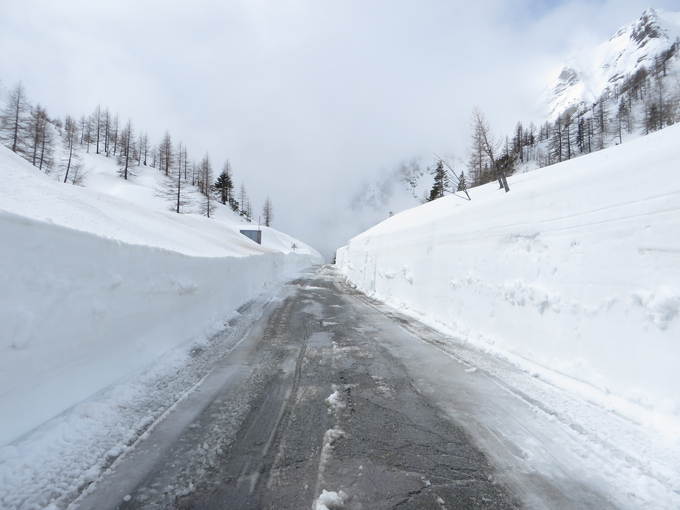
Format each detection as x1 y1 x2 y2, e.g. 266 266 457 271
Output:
0 145 322 448
337 122 680 427
343 9 680 241
543 7 680 119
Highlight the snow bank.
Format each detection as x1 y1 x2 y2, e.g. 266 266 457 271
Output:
0 147 320 447
337 123 680 419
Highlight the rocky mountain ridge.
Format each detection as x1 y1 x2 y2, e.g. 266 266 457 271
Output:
543 8 680 119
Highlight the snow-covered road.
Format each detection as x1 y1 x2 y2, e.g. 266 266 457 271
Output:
2 267 678 509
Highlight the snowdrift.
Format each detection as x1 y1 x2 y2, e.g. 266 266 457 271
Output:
0 147 321 448
337 124 680 419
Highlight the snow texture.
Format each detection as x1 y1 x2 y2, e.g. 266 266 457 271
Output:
315 489 348 510
0 144 322 450
338 122 680 424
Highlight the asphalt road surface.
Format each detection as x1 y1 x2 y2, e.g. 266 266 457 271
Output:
74 266 619 510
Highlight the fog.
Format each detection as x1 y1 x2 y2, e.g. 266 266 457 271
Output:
1 0 674 260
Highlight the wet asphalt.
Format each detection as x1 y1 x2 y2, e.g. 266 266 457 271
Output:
77 268 520 510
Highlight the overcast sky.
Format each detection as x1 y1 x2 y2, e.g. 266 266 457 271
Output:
1 0 676 260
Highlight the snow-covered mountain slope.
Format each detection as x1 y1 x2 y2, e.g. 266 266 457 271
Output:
543 7 680 118
337 122 680 425
0 146 321 448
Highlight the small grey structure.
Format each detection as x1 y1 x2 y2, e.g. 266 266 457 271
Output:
240 230 262 244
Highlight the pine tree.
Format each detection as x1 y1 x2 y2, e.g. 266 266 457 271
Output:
214 161 235 206
427 161 447 201
456 171 471 200
646 101 660 133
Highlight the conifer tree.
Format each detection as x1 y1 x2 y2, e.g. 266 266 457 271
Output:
214 161 235 206
457 171 467 193
427 161 447 201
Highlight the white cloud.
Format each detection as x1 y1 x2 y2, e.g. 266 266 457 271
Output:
0 0 675 260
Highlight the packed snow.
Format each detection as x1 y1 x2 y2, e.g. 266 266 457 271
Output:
0 144 322 452
337 122 680 507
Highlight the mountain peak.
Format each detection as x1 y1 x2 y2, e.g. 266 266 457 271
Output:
629 7 662 47
542 8 680 119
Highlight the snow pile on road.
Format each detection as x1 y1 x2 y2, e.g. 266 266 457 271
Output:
0 146 322 448
337 123 680 426
315 489 348 510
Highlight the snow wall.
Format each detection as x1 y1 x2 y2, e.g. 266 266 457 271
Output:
337 124 680 419
0 211 314 448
